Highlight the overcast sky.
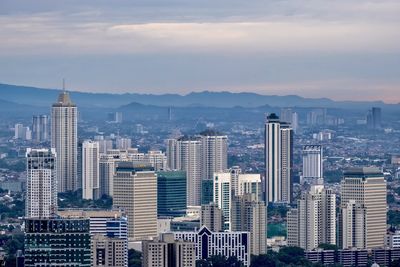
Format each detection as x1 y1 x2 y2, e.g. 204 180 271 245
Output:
1 0 399 103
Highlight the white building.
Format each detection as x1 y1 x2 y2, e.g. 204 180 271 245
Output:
287 185 336 250
302 145 323 185
265 113 293 203
82 140 100 200
25 148 57 218
115 138 131 150
51 91 78 192
340 167 387 249
173 226 250 267
32 115 49 142
213 172 231 230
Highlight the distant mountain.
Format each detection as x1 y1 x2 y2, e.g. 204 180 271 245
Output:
1 83 398 111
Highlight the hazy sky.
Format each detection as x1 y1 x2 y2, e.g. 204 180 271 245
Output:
1 0 400 103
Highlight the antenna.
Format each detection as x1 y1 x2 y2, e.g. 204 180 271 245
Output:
62 78 66 92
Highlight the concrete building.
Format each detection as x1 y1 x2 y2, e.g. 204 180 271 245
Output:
113 162 157 241
142 233 196 267
32 115 49 142
340 167 387 249
231 194 266 255
167 137 202 206
302 145 323 185
25 148 57 218
236 173 262 199
200 203 223 232
287 185 336 250
92 234 127 267
82 140 100 200
51 91 78 192
115 137 131 150
213 172 231 230
264 113 293 203
173 226 250 266
24 217 91 267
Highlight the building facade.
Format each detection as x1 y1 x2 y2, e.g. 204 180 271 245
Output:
200 203 223 232
82 140 100 200
32 115 49 142
25 148 57 218
157 170 187 217
302 145 323 184
51 91 78 192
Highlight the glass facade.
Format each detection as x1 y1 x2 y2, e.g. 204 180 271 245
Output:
157 171 187 217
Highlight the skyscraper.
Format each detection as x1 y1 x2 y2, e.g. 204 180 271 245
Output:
264 113 293 203
51 91 78 192
32 115 49 142
157 170 187 217
213 172 231 230
199 130 228 181
82 140 100 200
231 194 266 255
287 185 336 250
25 148 57 218
367 107 382 130
167 136 202 206
200 203 224 232
302 145 323 185
24 217 91 267
340 167 387 249
113 162 157 241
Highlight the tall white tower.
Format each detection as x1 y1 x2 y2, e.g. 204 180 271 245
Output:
82 140 100 200
200 130 228 181
51 90 78 192
302 145 323 184
265 113 293 203
26 148 57 218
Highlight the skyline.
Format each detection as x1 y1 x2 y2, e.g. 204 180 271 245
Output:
1 0 400 103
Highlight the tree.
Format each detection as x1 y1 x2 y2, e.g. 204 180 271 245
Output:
128 249 141 267
196 255 244 267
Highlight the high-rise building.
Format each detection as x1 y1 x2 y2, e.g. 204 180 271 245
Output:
157 170 187 217
292 112 299 133
231 194 266 255
340 167 387 249
98 139 113 153
25 148 57 218
51 91 78 192
200 203 224 232
115 137 131 150
146 150 168 171
280 108 293 124
107 112 123 123
173 226 250 267
113 162 157 241
167 137 202 206
142 233 196 267
302 145 323 185
14 123 32 140
99 150 129 197
367 107 382 130
82 140 100 200
199 130 228 181
24 217 91 267
264 113 293 203
213 172 231 230
236 173 262 199
32 115 49 142
287 185 336 250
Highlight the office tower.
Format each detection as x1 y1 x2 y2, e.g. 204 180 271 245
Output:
367 107 382 130
302 145 323 184
98 139 113 153
92 234 126 267
213 172 231 230
157 170 187 217
25 148 57 218
116 137 131 149
51 91 78 192
32 115 49 142
264 113 293 203
200 130 228 180
236 173 262 199
142 233 196 267
287 185 336 250
173 226 250 267
24 217 91 267
147 150 168 171
113 162 157 241
167 137 202 206
82 140 100 200
231 194 266 255
340 167 387 249
200 203 224 232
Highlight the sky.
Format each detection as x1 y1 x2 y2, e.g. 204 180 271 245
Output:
1 0 400 103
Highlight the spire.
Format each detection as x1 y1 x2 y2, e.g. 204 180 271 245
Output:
62 78 66 92
52 79 76 107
